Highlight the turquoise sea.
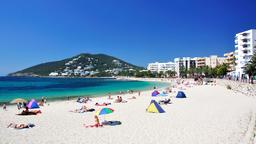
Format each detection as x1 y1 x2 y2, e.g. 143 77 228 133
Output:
0 77 168 103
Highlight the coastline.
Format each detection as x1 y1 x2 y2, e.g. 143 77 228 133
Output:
0 77 170 104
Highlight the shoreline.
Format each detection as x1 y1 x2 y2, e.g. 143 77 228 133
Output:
1 78 171 105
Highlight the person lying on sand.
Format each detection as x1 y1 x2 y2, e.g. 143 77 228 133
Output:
158 98 172 105
7 123 35 129
18 107 42 115
77 97 91 103
95 102 111 106
70 105 95 113
84 115 103 128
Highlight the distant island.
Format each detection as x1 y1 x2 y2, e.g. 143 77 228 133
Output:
9 53 144 77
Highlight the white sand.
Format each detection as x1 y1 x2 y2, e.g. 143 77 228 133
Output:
0 82 256 144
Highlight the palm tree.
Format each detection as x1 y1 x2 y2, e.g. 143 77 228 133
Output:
244 54 256 84
165 70 176 78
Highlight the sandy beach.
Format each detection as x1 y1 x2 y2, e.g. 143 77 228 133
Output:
0 80 256 144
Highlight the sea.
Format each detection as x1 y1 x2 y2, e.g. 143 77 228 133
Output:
0 76 168 103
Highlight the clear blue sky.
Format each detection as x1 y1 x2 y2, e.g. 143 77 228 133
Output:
0 0 255 75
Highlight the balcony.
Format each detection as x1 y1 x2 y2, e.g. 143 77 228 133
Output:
241 33 249 36
242 38 249 43
242 44 249 48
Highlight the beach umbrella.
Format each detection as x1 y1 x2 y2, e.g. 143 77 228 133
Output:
10 98 27 104
96 108 114 116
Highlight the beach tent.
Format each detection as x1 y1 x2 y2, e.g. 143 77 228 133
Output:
151 90 160 96
146 100 165 113
27 99 40 109
176 91 186 98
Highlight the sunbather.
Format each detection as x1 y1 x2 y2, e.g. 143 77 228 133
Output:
84 115 103 128
159 98 172 105
18 107 41 115
114 96 121 103
7 123 35 129
114 96 127 103
77 97 91 103
70 105 95 113
95 102 111 106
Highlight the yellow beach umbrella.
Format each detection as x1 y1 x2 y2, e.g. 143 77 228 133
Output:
10 98 27 104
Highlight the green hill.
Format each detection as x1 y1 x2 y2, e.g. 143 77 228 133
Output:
9 53 144 77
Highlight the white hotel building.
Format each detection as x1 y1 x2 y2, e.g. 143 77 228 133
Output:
234 29 256 78
147 62 175 73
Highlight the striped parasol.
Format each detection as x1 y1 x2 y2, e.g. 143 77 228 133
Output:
10 98 27 104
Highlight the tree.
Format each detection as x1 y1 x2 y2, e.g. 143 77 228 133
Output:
165 70 176 78
244 54 256 84
179 67 187 78
195 67 202 76
188 68 195 78
216 64 228 78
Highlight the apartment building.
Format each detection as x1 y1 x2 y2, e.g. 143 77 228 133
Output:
205 55 225 68
147 62 175 73
174 57 196 77
224 52 235 72
234 29 256 78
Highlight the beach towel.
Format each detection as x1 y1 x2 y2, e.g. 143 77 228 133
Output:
102 121 122 126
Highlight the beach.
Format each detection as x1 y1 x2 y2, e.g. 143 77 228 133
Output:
0 80 256 144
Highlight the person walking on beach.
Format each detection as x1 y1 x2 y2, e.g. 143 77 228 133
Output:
3 104 7 111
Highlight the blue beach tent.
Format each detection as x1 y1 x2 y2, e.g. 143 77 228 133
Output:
151 90 160 97
27 99 40 109
176 91 186 98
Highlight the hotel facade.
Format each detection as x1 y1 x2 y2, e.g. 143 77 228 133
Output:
224 52 235 72
174 57 196 77
147 62 175 73
234 29 256 78
174 55 225 77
